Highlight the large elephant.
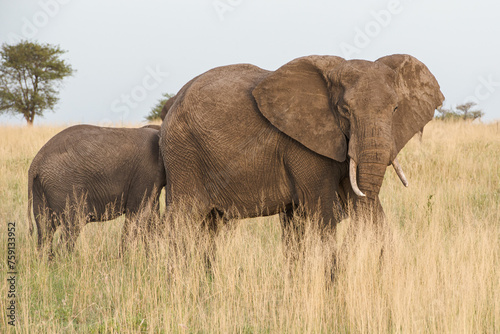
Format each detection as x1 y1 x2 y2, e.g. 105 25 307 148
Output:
160 54 443 240
28 124 166 257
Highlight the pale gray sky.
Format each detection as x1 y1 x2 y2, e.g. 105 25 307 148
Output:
1 0 499 125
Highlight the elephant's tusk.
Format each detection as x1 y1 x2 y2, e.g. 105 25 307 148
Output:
392 158 409 187
349 159 366 197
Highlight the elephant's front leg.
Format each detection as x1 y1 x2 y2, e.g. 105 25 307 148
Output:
339 177 387 268
121 192 161 257
202 209 227 272
60 212 84 254
339 177 385 225
279 199 342 281
279 194 344 261
120 215 139 257
279 207 304 263
142 198 163 258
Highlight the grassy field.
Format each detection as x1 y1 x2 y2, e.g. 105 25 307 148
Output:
0 121 499 333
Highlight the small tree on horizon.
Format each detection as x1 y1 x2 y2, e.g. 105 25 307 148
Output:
435 102 484 121
0 40 74 125
456 102 484 121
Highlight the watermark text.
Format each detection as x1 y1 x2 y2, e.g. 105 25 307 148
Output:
339 0 403 58
6 222 17 327
107 65 169 123
7 0 73 43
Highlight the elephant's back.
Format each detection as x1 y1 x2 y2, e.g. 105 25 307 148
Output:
31 125 157 200
35 125 152 164
164 64 270 128
164 64 274 144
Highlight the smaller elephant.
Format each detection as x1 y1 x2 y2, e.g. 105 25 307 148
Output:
28 124 166 257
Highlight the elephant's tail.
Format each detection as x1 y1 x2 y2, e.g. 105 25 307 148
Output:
27 173 34 237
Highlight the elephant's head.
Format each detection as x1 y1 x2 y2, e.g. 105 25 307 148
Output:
253 54 444 200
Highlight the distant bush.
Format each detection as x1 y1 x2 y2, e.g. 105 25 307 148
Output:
435 102 484 121
145 92 174 121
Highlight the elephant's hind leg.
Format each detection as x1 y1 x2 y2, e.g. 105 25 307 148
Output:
120 214 139 257
202 209 227 269
121 193 161 257
279 206 305 263
38 214 57 260
61 214 84 254
33 195 57 259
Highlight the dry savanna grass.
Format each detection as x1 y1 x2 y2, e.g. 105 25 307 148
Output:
0 121 499 333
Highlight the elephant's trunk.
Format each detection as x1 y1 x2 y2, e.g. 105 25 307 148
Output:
357 160 388 200
348 121 409 198
348 158 388 200
350 156 409 198
349 136 391 200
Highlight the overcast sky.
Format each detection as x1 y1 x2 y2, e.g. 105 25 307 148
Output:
1 0 499 125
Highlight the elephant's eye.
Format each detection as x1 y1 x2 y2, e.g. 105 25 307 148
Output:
393 106 398 114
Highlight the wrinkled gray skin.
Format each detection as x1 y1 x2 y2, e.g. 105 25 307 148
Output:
160 54 444 249
28 124 165 257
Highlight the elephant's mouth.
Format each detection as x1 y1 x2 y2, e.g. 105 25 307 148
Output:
349 157 408 198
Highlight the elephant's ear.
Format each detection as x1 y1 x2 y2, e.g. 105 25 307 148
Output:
377 54 444 154
252 56 347 162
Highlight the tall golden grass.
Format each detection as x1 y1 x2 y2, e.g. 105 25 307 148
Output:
0 121 499 333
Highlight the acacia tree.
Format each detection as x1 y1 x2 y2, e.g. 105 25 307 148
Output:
456 102 484 121
0 41 74 125
436 102 484 121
